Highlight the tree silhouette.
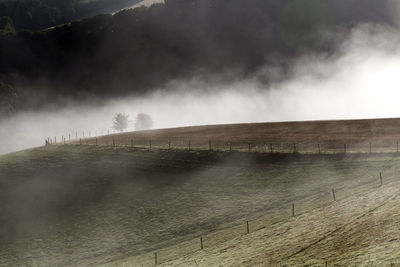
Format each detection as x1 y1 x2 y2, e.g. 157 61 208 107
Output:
112 113 129 132
134 113 153 131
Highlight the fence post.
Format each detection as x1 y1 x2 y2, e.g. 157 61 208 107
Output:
248 143 251 152
246 221 250 234
270 144 273 153
293 143 297 153
380 172 383 186
397 141 399 153
155 252 158 265
292 203 295 217
200 237 203 249
332 189 336 201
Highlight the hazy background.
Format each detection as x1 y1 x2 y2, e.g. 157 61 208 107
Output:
2 0 400 154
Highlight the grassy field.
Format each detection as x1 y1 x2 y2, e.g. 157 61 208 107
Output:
2 119 400 266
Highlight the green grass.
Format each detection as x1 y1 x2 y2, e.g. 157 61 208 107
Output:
1 144 400 266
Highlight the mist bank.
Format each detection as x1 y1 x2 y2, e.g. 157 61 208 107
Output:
0 0 398 110
2 22 400 155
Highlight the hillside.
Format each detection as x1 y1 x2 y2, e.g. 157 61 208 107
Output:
0 0 143 31
1 119 400 265
73 117 400 154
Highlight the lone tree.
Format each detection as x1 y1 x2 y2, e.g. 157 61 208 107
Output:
112 113 129 132
134 113 153 131
0 82 17 117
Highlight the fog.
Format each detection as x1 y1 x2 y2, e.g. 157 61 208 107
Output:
2 23 400 155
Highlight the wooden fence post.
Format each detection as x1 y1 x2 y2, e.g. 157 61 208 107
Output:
155 252 158 265
397 141 399 153
200 237 203 249
292 203 295 217
248 143 251 152
246 221 250 234
332 189 336 201
380 172 383 186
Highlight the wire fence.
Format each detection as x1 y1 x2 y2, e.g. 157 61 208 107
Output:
46 134 400 155
43 134 400 265
101 163 400 266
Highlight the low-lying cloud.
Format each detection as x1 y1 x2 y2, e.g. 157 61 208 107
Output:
1 23 400 155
